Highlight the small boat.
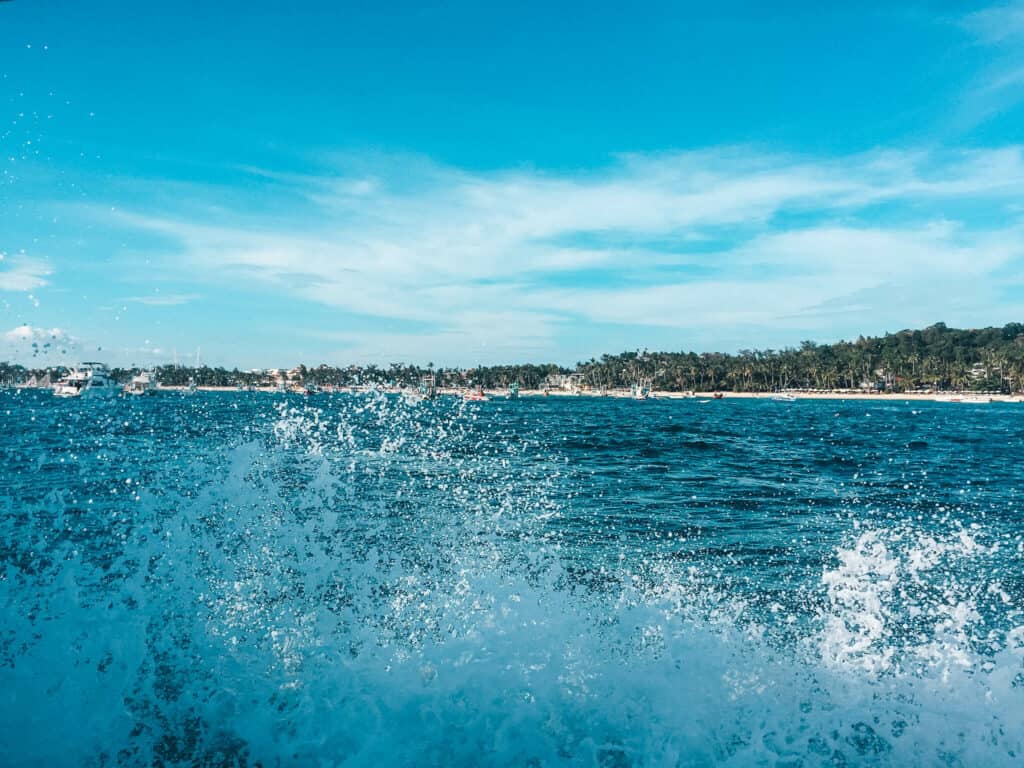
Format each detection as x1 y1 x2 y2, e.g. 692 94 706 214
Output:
771 394 797 402
713 392 724 400
507 381 520 400
935 394 991 404
464 388 489 402
631 382 650 400
123 371 156 396
53 363 119 398
419 374 437 400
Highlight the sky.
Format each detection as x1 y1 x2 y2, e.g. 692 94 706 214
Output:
3 0 1024 368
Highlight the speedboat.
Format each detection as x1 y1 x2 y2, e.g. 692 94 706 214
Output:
123 371 156 396
53 363 119 398
507 381 520 400
771 394 797 402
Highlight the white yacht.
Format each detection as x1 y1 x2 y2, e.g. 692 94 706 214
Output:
124 370 156 396
53 363 119 398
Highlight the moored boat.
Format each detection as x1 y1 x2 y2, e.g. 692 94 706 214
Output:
124 371 156 396
418 374 437 400
54 363 119 398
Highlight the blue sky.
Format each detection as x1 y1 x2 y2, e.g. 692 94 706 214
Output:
3 0 1024 368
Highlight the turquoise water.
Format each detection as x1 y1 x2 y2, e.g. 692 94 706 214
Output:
2 390 1023 766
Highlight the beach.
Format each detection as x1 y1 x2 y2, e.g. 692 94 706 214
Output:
154 384 1024 403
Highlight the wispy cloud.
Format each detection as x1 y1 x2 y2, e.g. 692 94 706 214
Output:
962 1 1024 44
125 293 201 306
954 2 1024 131
90 145 1024 361
0 256 51 292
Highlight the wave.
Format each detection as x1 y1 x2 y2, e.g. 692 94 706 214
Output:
1 395 1022 766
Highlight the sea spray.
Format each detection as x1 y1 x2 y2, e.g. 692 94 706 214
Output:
2 391 1023 765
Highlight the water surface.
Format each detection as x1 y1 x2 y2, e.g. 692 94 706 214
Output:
2 391 1022 766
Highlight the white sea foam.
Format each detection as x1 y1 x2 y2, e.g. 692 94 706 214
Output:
2 394 1023 766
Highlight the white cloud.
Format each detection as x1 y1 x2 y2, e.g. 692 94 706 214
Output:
0 257 51 292
3 325 70 343
527 223 1024 330
2 325 79 364
98 146 1024 361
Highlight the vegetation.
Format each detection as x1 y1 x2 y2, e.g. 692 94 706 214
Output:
5 323 1024 393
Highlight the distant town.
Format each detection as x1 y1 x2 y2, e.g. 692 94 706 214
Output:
4 323 1024 394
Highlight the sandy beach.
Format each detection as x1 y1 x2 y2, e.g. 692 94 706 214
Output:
153 385 1023 403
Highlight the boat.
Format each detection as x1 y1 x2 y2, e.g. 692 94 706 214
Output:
419 374 437 400
935 394 992 404
123 371 156 396
631 382 650 400
771 394 797 402
713 392 725 399
464 388 489 402
53 363 119 398
507 381 520 400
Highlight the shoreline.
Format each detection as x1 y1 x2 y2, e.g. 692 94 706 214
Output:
133 386 1023 403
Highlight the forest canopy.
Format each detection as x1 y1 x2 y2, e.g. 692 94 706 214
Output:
4 323 1024 393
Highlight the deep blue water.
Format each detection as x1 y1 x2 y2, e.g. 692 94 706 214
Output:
2 390 1023 766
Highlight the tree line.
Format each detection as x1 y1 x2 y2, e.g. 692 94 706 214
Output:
4 323 1024 393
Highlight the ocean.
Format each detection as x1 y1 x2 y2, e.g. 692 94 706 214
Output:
2 389 1022 766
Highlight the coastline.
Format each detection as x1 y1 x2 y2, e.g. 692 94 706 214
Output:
144 385 1024 403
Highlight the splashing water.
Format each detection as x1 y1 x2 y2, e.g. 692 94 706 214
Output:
2 392 1023 766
